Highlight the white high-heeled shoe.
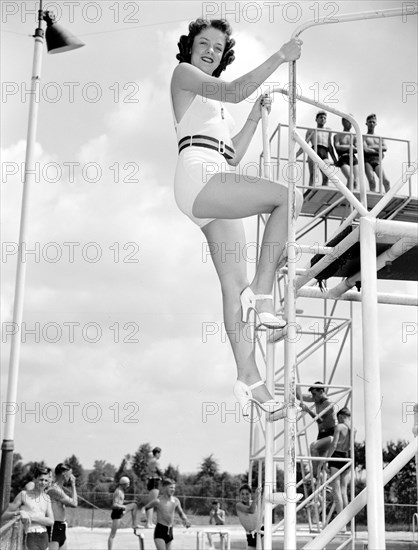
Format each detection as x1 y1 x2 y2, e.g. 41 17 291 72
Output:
233 379 288 421
240 287 286 329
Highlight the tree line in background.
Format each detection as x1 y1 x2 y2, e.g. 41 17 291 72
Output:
9 440 417 525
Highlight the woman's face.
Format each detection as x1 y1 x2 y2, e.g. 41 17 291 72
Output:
190 26 226 75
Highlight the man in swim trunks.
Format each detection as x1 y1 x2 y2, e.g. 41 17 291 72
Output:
146 446 163 528
327 407 351 530
297 111 337 186
145 478 191 550
47 463 78 549
363 113 390 192
297 382 337 482
236 485 263 549
334 117 359 189
108 476 133 550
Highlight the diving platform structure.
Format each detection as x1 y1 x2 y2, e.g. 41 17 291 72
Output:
248 7 418 550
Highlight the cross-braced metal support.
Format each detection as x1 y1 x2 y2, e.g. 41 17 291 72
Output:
249 7 418 550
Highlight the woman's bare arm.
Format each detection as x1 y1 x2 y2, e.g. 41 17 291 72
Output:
171 39 301 104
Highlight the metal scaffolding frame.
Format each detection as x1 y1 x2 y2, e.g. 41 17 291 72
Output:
248 7 418 550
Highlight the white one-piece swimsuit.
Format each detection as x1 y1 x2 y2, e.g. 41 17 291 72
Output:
172 93 235 228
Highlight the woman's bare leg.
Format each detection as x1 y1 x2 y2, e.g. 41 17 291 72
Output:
194 173 303 316
201 218 272 404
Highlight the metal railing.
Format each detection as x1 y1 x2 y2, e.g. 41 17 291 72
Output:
271 124 414 197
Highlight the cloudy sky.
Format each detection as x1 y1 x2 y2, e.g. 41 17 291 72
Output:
1 1 417 478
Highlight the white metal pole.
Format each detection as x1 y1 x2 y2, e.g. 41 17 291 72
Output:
261 103 274 550
0 20 44 513
292 7 418 38
349 302 355 548
414 405 418 521
375 219 418 239
256 460 263 550
359 216 386 549
4 26 44 440
263 339 275 550
283 58 298 550
297 286 418 306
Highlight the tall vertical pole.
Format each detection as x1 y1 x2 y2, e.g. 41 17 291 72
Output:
261 107 274 550
359 216 386 549
349 302 355 548
0 11 45 513
283 58 298 549
414 404 418 517
263 338 275 550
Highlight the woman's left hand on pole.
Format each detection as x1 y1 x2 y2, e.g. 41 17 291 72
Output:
250 93 272 122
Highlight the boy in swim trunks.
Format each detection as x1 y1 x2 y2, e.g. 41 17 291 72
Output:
206 500 226 549
363 113 390 192
236 485 263 548
145 478 191 549
47 463 78 550
297 382 337 482
108 476 134 550
334 117 359 189
297 111 337 186
327 407 351 525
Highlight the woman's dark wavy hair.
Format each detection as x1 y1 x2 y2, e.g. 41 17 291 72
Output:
176 19 235 78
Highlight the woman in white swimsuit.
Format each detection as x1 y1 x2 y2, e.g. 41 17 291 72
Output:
171 18 303 420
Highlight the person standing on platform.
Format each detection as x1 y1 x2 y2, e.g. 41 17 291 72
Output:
334 117 359 189
363 113 390 192
297 111 337 186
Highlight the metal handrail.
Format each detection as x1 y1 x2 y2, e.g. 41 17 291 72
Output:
265 86 368 208
273 123 415 196
292 8 418 39
266 87 418 219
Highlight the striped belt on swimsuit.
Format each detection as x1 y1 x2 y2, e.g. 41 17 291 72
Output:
178 135 235 160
